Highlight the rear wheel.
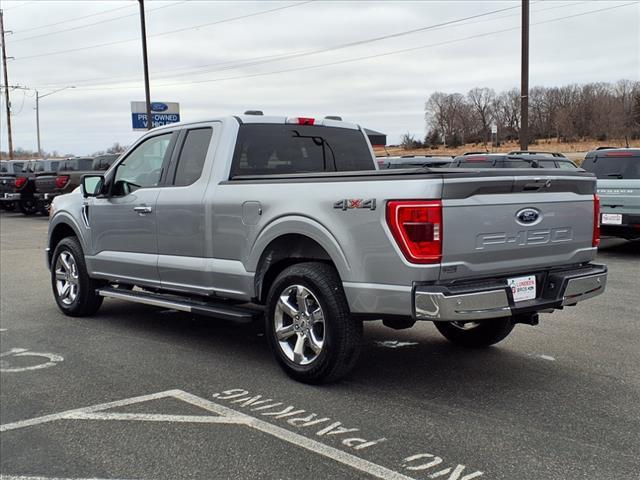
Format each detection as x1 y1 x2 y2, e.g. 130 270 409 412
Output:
434 318 514 347
18 198 38 215
265 262 362 384
3 201 16 211
51 237 104 316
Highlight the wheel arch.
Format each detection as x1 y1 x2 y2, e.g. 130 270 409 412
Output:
251 218 351 304
48 216 84 267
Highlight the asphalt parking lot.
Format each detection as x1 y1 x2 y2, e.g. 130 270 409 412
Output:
1 211 638 480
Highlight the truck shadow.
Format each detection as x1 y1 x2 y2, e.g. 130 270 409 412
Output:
90 301 636 452
597 238 639 257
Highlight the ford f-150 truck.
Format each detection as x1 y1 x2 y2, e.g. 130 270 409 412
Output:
581 148 640 240
46 114 608 383
34 156 110 211
0 160 25 211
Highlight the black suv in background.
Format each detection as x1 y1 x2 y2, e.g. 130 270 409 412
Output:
450 153 579 169
377 155 453 169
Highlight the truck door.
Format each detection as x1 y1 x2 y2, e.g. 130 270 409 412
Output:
155 124 219 293
88 131 176 287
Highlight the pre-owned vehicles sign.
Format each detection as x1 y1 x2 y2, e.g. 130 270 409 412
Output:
131 101 180 130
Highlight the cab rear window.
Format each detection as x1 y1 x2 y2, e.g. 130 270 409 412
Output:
230 124 374 177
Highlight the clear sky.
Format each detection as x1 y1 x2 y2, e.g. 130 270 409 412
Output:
1 0 639 155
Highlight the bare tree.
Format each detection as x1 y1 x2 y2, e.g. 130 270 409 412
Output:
467 87 495 146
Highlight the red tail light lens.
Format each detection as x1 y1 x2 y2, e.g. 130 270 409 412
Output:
14 176 28 188
593 194 600 247
55 175 70 189
386 200 442 263
286 117 315 125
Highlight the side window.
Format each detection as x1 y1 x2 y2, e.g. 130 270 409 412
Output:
173 128 212 186
557 161 577 170
114 133 172 194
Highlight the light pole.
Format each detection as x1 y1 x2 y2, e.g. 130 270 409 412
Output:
138 0 152 130
36 86 74 157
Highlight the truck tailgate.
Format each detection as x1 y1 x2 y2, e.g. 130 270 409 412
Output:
35 175 57 194
440 172 597 281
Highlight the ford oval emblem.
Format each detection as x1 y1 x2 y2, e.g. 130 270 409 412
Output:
150 102 168 112
516 208 541 225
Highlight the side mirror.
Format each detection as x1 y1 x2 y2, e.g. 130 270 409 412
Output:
81 174 104 198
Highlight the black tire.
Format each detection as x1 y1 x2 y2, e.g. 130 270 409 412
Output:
51 237 104 317
18 198 38 215
265 262 362 384
3 201 16 212
38 201 50 216
434 318 514 347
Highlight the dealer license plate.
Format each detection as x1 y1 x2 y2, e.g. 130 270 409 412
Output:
508 275 536 303
601 213 622 225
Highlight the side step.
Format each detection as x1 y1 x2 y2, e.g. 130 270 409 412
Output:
96 287 259 324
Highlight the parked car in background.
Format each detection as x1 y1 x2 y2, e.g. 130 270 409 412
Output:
581 148 640 240
450 153 579 169
377 155 453 169
92 154 120 171
47 114 606 383
13 159 61 215
34 157 95 211
508 150 568 158
0 160 25 212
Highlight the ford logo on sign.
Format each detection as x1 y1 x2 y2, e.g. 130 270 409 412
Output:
150 102 168 112
516 208 541 225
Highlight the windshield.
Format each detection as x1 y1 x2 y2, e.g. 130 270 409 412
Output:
231 124 374 177
583 156 640 179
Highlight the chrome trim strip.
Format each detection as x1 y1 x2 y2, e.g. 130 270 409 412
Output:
97 289 192 313
415 289 511 321
561 272 607 306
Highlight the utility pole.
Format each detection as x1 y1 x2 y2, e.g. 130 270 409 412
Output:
0 9 14 159
519 0 529 151
35 86 74 157
138 0 152 130
36 90 40 155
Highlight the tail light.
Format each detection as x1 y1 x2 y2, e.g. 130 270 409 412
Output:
55 175 70 189
593 194 600 248
286 117 315 125
14 176 28 189
386 200 442 263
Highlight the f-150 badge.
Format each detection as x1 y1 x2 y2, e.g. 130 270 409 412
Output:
333 199 376 211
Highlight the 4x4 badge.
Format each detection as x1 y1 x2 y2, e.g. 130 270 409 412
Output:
334 199 376 211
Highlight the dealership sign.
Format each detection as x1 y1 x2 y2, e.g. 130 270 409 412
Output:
131 101 180 130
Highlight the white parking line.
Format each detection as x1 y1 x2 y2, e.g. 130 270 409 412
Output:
0 389 416 480
0 476 133 480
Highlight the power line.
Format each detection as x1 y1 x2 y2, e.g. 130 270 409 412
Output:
38 2 526 88
9 4 135 35
2 1 37 12
12 1 314 61
40 0 584 89
75 0 639 92
8 0 190 44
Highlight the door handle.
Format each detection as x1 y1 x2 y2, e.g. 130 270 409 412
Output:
133 205 153 215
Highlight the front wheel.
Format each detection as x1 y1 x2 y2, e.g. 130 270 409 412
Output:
265 262 362 384
51 237 104 316
434 318 514 347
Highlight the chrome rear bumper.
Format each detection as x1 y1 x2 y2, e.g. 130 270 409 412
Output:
414 264 607 321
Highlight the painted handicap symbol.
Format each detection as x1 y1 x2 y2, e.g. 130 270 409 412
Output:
0 348 64 372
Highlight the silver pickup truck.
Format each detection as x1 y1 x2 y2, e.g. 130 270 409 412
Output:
47 114 607 383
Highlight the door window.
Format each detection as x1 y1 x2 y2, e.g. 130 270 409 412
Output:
173 128 213 186
113 133 172 194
